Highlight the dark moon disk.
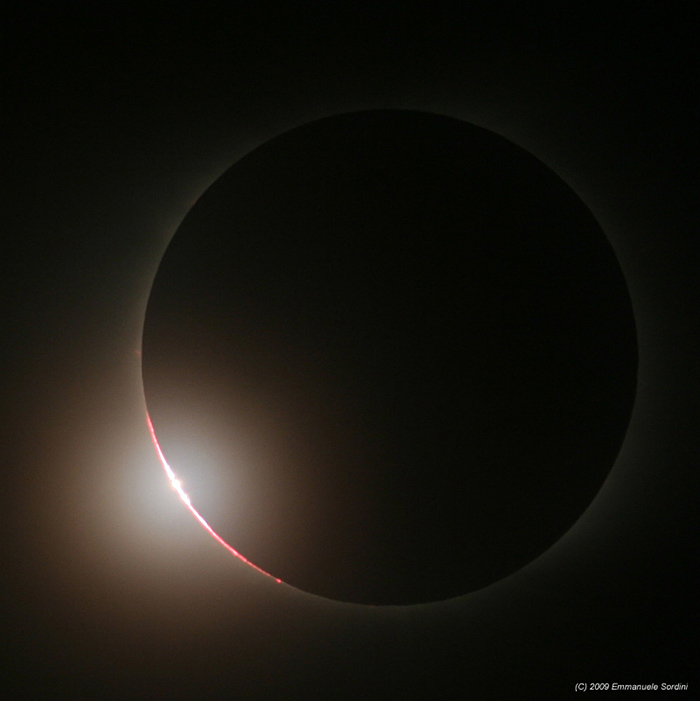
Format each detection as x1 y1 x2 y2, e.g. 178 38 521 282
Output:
142 110 637 605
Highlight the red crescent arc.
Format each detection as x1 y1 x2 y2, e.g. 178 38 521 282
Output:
146 410 283 583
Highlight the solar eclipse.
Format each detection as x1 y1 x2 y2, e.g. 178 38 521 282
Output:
142 110 637 605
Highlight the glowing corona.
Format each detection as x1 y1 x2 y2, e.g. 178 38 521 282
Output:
146 410 283 583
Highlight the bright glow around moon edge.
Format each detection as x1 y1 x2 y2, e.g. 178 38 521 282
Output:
146 410 283 583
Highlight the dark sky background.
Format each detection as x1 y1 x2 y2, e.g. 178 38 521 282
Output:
2 3 698 699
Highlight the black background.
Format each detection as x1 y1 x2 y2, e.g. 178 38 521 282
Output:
2 3 697 698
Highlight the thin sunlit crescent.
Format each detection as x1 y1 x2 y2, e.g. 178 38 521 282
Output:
146 410 283 583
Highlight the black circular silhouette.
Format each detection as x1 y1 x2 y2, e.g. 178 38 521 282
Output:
142 110 637 605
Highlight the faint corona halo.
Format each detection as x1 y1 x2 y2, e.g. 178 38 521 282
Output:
141 110 638 605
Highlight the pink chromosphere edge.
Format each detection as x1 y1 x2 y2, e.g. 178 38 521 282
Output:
146 410 283 583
